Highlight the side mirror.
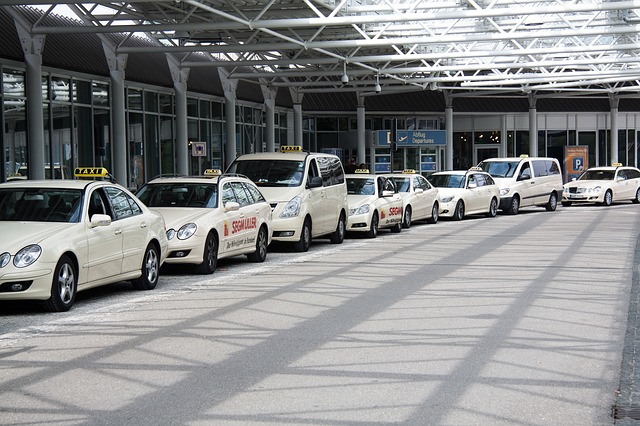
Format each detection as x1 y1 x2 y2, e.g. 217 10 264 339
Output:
224 201 240 212
381 190 395 197
517 172 531 181
308 176 323 188
89 213 111 228
467 182 477 189
415 188 424 194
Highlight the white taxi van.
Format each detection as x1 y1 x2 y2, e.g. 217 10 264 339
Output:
226 146 348 252
429 167 500 220
136 170 272 274
346 169 404 238
386 169 440 228
0 167 168 312
562 163 640 206
477 155 563 214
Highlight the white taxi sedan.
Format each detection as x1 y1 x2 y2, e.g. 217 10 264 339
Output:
429 168 500 220
346 170 403 238
387 170 440 228
136 171 272 274
562 164 640 206
0 169 168 312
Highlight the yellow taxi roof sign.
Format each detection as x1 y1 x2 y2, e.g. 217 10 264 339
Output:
519 154 529 158
355 169 370 174
74 167 108 178
612 162 622 167
468 166 483 171
280 145 303 153
402 169 416 174
204 169 222 176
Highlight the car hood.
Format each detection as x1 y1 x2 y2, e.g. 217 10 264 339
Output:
435 188 466 197
150 207 210 228
0 222 74 249
253 186 301 204
347 194 377 208
564 180 606 189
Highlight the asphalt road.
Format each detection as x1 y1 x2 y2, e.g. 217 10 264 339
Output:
1 202 640 425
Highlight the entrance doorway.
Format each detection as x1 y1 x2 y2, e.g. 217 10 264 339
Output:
475 146 500 165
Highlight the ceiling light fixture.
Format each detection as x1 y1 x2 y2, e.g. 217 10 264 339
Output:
341 61 349 85
374 73 381 93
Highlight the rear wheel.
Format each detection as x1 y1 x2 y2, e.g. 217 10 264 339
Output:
366 212 379 238
294 218 312 252
43 255 76 312
247 226 268 262
452 200 465 221
545 192 558 211
602 190 613 206
426 202 439 224
195 233 217 274
402 206 412 229
329 213 346 244
486 197 498 217
132 243 160 290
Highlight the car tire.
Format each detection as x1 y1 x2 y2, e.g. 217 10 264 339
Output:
329 212 346 244
402 206 412 229
545 192 558 211
453 200 465 221
247 225 268 262
294 218 312 252
486 197 498 217
195 232 218 274
366 212 379 238
633 188 640 204
426 202 439 224
132 243 160 289
561 201 572 207
390 221 402 233
507 195 520 215
602 190 613 206
43 255 77 312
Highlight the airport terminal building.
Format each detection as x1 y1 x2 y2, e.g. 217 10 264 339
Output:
1 4 639 188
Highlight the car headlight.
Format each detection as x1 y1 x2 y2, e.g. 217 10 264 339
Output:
0 252 10 268
589 186 602 193
349 204 370 216
177 223 197 240
13 245 42 268
499 188 510 196
280 196 301 218
440 195 455 203
166 228 176 240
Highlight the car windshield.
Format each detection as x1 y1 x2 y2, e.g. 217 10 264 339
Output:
579 170 615 181
227 159 304 187
430 174 465 188
391 177 411 192
0 188 82 222
136 183 217 208
478 161 520 178
347 177 375 195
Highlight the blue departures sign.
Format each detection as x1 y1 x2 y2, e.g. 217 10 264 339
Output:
375 130 446 147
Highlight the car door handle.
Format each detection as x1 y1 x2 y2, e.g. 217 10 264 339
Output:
114 229 122 235
139 221 147 228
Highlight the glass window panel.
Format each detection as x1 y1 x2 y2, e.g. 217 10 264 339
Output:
52 77 70 103
128 88 143 110
199 99 210 118
73 80 92 104
3 69 25 97
145 91 158 112
159 93 173 114
187 97 198 117
92 82 109 107
212 101 223 120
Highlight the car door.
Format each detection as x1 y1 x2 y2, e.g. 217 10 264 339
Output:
219 181 245 256
465 173 484 213
614 169 632 200
85 188 124 282
414 175 433 219
229 181 259 253
307 158 330 235
103 186 148 274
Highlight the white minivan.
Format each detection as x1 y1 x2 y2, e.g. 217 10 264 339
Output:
226 147 348 252
477 156 563 214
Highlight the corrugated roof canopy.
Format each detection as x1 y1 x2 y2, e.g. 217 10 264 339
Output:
3 1 640 107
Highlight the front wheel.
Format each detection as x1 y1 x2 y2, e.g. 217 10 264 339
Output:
545 192 558 211
602 190 613 206
195 233 218 274
452 200 465 221
247 226 268 262
402 206 412 229
294 218 312 252
486 197 498 217
132 243 160 290
506 195 520 215
427 202 439 224
561 201 572 207
366 212 379 238
633 188 640 204
43 255 77 312
329 213 346 244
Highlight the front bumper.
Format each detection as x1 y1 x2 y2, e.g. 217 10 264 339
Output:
0 266 54 301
